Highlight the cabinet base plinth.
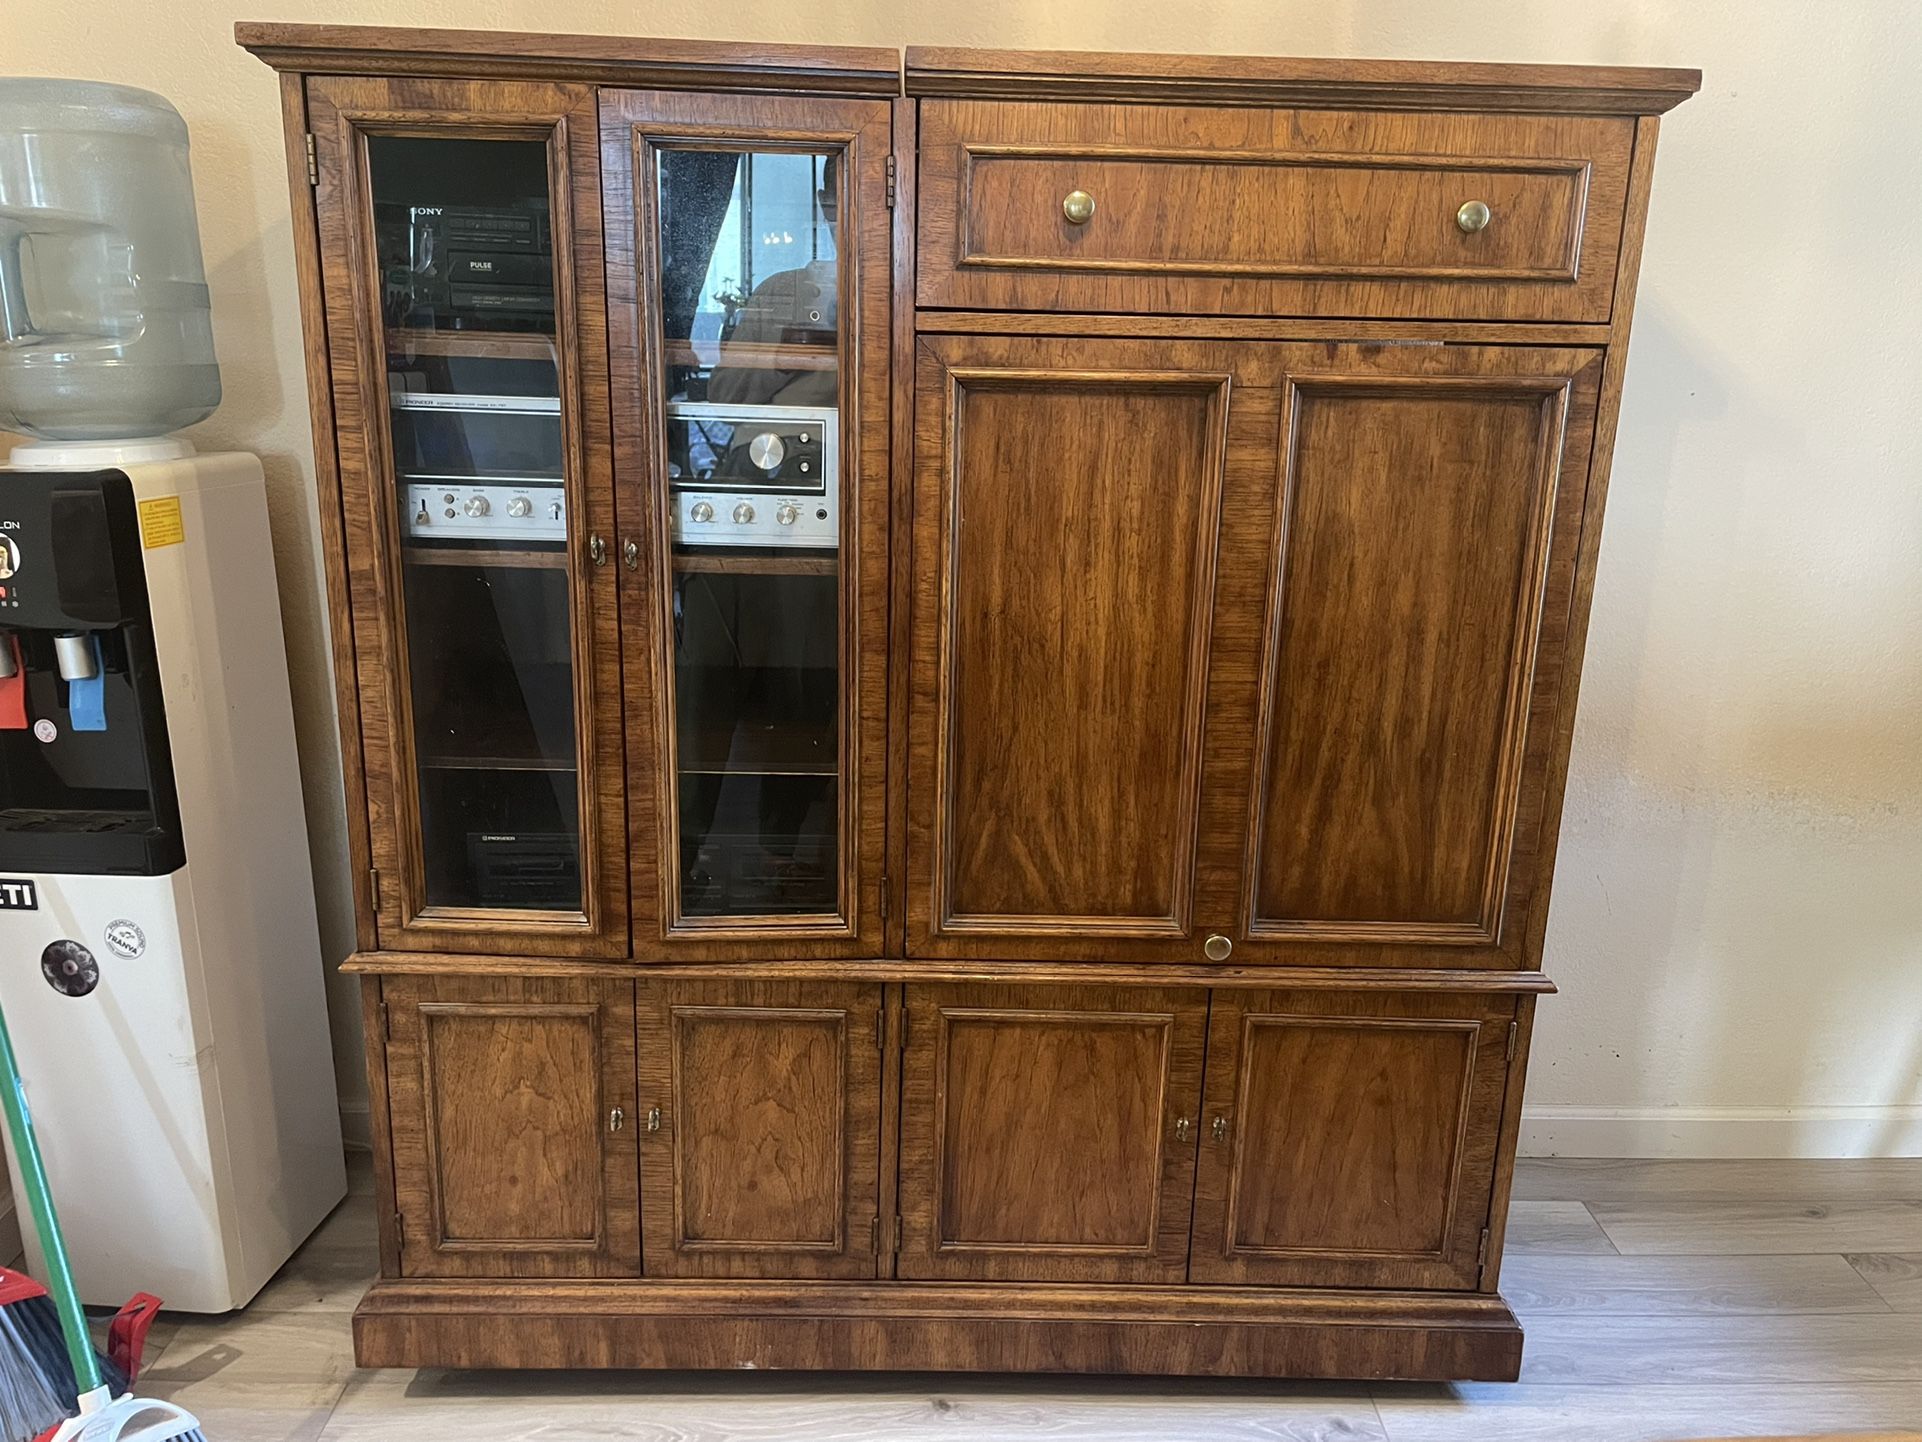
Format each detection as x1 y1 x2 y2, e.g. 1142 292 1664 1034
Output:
352 1279 1523 1381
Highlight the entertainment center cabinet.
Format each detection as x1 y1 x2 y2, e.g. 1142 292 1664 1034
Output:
241 23 1697 1379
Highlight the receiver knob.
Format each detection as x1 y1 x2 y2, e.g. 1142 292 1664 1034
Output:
776 503 800 526
746 432 786 472
463 495 491 518
732 502 756 525
506 496 534 518
690 501 715 523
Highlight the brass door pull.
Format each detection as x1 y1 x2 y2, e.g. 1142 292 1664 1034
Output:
588 533 607 566
1062 189 1095 225
622 537 640 570
1174 1117 1191 1142
1212 1115 1230 1143
608 1107 624 1132
645 1106 662 1132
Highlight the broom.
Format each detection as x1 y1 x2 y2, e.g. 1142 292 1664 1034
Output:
0 997 204 1442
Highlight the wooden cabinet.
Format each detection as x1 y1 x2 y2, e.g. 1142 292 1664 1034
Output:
897 984 1207 1282
250 22 1693 1383
381 974 640 1277
636 980 883 1277
1190 991 1514 1289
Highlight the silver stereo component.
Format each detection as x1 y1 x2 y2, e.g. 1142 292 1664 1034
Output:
665 401 838 549
406 479 566 541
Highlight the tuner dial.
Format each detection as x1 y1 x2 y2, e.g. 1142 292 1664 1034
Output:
732 502 756 525
506 496 533 518
463 495 491 518
776 503 800 527
746 431 787 473
549 501 564 521
689 501 715 524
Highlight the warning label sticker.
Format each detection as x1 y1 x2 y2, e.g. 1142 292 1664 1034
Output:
138 496 186 549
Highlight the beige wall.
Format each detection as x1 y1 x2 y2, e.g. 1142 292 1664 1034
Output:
4 1 1917 1157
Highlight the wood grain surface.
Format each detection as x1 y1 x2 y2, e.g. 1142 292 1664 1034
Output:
918 102 1633 320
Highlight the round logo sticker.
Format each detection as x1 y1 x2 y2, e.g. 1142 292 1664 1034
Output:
32 718 56 744
104 920 146 960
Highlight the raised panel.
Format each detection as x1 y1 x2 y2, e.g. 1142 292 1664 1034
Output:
1244 352 1603 957
898 984 1206 1282
1191 990 1511 1289
910 337 1230 951
638 980 881 1278
384 975 638 1278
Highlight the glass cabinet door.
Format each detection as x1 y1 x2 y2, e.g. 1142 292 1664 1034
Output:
603 92 892 952
309 79 624 955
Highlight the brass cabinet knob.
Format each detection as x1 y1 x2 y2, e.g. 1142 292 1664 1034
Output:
608 1107 624 1132
645 1106 662 1133
622 537 640 570
1203 933 1233 961
588 533 607 566
1457 199 1493 233
1212 1115 1230 1143
1174 1117 1191 1142
1062 189 1095 225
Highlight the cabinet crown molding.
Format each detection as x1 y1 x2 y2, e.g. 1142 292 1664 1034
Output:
235 22 902 96
903 45 1700 114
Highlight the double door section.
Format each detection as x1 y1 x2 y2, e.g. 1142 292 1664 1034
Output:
309 76 891 961
909 334 1604 968
380 975 1517 1290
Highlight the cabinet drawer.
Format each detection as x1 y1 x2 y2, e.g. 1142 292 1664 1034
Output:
917 101 1634 321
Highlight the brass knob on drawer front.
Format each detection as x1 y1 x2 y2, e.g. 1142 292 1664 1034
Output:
1457 199 1493 233
1062 189 1095 225
1203 933 1233 961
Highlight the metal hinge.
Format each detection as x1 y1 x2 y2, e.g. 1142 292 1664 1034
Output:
1506 1022 1519 1062
885 155 897 209
305 133 318 187
1477 1226 1492 1277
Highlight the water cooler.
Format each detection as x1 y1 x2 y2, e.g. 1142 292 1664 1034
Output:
0 80 344 1311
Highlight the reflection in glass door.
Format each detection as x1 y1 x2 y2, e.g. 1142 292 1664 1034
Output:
367 134 584 915
655 148 843 922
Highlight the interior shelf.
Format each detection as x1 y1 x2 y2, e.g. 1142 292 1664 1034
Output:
387 328 559 361
405 545 568 570
418 750 577 774
673 551 837 577
663 337 837 372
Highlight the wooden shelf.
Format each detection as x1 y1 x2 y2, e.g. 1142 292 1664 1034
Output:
388 328 558 362
405 545 567 570
674 551 837 577
663 337 837 372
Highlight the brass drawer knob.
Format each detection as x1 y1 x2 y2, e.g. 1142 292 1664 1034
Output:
1457 199 1493 233
1203 933 1233 962
1062 189 1095 225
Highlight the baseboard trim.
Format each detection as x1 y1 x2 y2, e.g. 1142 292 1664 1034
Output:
339 1100 372 1152
1522 1105 1922 1159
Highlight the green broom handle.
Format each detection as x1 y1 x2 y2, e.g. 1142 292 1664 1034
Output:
0 998 101 1393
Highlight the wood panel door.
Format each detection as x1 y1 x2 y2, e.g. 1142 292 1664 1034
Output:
307 77 626 957
1233 344 1604 967
637 980 883 1278
1190 990 1513 1289
897 984 1208 1282
600 90 892 958
906 335 1284 961
381 974 639 1277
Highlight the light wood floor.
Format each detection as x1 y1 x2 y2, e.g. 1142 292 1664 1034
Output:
119 1155 1922 1441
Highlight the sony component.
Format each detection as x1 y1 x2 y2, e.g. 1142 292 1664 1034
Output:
665 401 839 549
391 203 555 331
